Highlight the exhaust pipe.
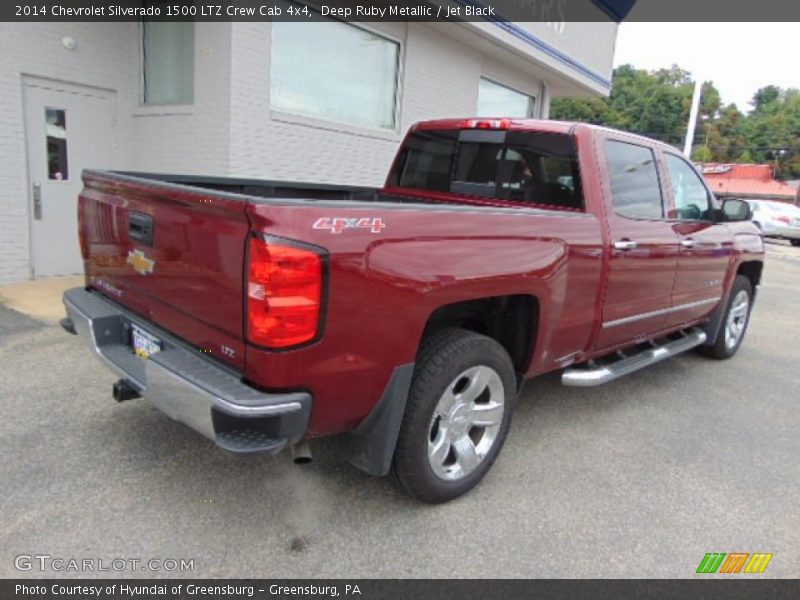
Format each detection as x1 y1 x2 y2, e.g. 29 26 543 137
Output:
291 440 313 464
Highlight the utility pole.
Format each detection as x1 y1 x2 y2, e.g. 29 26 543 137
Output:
773 149 787 177
683 79 702 158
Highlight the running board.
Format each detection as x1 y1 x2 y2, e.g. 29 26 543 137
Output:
562 328 707 387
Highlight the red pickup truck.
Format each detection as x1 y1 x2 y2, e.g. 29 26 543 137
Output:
62 119 763 502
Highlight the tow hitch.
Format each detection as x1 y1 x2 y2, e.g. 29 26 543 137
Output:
112 379 141 402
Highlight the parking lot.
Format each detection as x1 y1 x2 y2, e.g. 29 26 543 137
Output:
1 243 798 579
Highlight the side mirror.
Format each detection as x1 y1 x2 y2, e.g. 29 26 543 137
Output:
722 198 752 222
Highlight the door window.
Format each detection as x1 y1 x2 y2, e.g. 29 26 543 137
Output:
665 153 713 220
605 140 663 219
45 108 68 181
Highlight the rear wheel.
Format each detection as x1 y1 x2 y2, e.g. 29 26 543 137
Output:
392 329 517 503
698 275 753 359
790 239 800 247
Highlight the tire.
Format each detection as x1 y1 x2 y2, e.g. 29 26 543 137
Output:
697 275 753 359
392 328 517 503
790 239 800 247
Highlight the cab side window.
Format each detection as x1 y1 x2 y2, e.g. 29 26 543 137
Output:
605 140 664 219
664 153 712 221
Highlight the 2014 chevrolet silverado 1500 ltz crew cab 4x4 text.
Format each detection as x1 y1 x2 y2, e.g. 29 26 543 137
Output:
61 119 763 503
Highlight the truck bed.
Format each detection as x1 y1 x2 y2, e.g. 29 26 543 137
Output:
115 171 379 203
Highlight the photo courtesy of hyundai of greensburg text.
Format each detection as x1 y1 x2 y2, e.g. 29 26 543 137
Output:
0 1 799 598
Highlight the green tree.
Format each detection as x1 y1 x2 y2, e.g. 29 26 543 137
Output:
550 66 800 178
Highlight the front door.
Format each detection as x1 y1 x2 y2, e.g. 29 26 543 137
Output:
24 78 117 277
662 152 732 324
596 138 680 350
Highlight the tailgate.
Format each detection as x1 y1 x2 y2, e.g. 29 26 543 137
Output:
79 171 251 369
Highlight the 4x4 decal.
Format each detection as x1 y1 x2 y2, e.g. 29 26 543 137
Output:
313 217 386 234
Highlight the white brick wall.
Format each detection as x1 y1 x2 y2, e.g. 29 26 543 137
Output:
228 22 546 187
0 21 613 283
129 23 232 175
0 23 138 283
0 23 231 283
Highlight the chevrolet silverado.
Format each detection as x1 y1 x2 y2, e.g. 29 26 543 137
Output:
62 119 764 502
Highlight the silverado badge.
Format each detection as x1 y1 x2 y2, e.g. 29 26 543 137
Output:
127 249 155 275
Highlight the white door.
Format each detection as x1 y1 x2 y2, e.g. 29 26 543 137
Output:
24 78 117 277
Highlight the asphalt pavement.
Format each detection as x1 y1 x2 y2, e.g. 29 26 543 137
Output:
1 248 798 578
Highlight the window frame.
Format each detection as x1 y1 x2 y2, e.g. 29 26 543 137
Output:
662 151 718 222
477 77 536 119
604 138 668 222
269 16 403 133
139 19 196 107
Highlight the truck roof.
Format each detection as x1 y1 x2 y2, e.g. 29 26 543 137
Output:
413 118 681 153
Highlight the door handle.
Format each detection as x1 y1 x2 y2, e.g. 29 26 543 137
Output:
128 212 154 245
681 238 696 249
32 183 42 220
613 239 638 251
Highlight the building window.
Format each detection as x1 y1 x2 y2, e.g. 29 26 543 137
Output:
271 19 399 130
477 78 535 118
142 21 195 105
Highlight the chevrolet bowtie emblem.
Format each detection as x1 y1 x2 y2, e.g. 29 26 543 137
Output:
127 249 155 275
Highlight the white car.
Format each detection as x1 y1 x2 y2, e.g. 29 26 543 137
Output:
746 199 800 246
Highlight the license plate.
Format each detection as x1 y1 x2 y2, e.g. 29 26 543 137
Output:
131 324 162 359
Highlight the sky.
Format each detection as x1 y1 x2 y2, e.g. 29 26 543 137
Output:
613 23 799 112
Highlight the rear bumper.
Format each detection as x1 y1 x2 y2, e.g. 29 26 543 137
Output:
63 287 311 454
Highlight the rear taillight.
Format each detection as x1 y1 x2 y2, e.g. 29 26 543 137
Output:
77 196 89 260
246 236 323 349
775 215 791 224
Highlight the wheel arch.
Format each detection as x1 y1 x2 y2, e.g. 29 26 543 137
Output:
701 261 762 347
419 294 540 379
737 260 763 290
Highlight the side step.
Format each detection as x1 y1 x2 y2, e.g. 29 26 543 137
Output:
562 328 707 387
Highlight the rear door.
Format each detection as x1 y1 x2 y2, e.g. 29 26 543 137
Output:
662 152 732 325
595 138 680 350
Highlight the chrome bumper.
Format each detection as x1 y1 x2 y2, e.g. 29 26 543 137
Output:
63 287 311 454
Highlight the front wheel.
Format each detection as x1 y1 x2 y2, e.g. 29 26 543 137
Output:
392 329 517 503
698 275 753 359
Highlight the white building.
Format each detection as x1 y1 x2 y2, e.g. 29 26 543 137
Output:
0 18 617 283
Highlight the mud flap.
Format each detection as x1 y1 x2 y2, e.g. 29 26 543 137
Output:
341 363 415 477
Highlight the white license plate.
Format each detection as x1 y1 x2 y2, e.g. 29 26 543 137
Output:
131 324 162 359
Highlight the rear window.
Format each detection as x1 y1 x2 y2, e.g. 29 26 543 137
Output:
389 130 457 193
388 129 583 210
